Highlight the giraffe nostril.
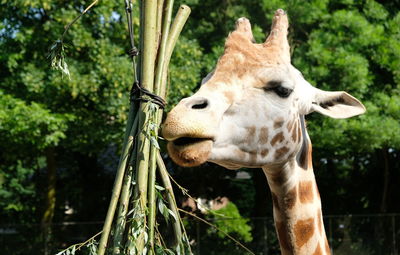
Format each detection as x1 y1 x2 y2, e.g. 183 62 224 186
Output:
190 98 209 110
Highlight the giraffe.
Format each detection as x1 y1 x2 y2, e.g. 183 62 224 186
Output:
162 9 365 255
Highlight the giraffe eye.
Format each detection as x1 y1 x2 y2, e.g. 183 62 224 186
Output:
273 86 293 98
263 81 293 98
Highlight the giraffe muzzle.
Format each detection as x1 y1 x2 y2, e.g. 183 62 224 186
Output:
167 137 213 167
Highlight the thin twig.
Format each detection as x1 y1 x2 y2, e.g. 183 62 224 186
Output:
75 231 102 250
61 0 99 41
178 209 255 255
56 231 102 254
167 171 189 196
167 171 224 219
155 225 167 248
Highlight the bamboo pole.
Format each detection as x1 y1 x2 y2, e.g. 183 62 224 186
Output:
97 102 137 255
156 152 183 246
112 114 139 254
134 0 157 205
155 0 165 47
126 0 139 82
146 0 174 251
154 0 174 96
160 5 191 98
132 0 158 252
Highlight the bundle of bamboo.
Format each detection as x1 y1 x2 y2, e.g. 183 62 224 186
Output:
51 1 256 254
96 1 192 254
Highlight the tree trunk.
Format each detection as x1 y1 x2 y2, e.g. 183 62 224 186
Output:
380 148 390 213
42 147 57 255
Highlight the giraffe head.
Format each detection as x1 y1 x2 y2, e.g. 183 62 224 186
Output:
162 9 365 169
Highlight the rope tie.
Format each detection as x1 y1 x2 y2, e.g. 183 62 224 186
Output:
124 0 166 109
128 47 139 57
130 81 166 109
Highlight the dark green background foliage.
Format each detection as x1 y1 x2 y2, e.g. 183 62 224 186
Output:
0 0 399 254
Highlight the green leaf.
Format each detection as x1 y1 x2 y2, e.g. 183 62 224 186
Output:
167 208 177 222
158 198 169 223
155 184 165 191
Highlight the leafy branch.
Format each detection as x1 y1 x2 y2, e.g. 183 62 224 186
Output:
48 0 99 78
55 231 101 255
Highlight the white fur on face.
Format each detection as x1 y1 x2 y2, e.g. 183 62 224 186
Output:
207 67 304 168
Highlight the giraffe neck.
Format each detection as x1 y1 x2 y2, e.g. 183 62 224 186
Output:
262 151 330 254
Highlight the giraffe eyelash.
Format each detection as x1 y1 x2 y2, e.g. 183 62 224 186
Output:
263 81 293 98
273 86 293 98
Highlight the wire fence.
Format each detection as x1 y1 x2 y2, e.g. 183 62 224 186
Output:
1 214 399 255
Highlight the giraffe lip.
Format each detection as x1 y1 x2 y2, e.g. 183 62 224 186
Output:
172 137 213 147
167 137 213 167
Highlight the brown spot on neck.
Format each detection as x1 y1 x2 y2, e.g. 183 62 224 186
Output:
283 186 297 210
287 119 295 132
291 123 298 142
247 126 256 135
268 168 287 185
260 148 269 158
259 126 269 144
294 217 315 248
270 131 284 146
271 192 280 211
298 181 314 204
293 119 298 133
274 119 284 129
276 221 293 251
275 146 289 160
297 122 302 143
246 126 256 144
249 150 258 163
266 161 294 185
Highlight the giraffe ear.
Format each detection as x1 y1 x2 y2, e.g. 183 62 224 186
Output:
309 90 366 119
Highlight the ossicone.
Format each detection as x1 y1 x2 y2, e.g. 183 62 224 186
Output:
233 17 255 42
264 9 291 63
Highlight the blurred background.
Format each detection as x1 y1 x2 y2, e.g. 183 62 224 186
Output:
0 0 399 254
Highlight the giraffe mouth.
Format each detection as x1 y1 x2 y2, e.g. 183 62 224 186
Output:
167 137 213 167
172 137 211 146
